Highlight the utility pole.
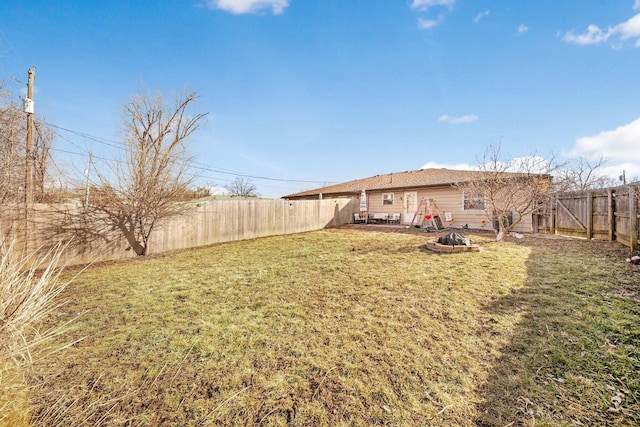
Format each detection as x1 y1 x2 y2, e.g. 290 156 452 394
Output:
24 68 35 252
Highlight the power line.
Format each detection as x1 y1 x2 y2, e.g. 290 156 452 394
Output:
47 150 309 195
48 142 318 190
35 118 126 150
48 144 320 193
37 117 335 186
0 27 28 71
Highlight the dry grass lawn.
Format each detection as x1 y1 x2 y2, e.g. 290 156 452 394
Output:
23 228 640 426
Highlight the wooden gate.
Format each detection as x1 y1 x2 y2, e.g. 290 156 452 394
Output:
535 185 638 251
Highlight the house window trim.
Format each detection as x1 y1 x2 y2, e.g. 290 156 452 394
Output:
382 193 394 206
463 191 485 211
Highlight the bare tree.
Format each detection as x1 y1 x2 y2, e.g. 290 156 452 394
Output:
64 91 207 256
33 122 54 201
225 177 259 198
457 145 558 241
0 87 25 206
556 156 616 192
0 83 54 224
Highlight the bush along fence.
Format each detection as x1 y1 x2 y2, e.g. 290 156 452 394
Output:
535 184 639 252
7 198 357 266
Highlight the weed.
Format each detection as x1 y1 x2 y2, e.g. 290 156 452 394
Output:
0 235 76 427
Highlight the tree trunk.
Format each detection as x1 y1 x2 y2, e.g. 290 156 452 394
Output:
117 221 146 256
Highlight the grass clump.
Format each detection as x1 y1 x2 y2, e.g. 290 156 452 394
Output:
1 236 74 427
24 229 640 426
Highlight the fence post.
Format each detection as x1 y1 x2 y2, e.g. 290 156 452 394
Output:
608 188 615 242
586 191 593 240
630 185 638 252
551 200 556 235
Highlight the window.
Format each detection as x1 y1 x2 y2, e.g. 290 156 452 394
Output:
382 193 394 205
463 191 485 210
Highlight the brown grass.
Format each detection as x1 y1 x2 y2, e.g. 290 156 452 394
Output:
0 237 75 427
24 228 640 426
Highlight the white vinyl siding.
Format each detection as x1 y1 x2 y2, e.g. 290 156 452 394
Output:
363 186 533 233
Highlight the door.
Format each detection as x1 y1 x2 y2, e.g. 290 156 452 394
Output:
403 191 418 224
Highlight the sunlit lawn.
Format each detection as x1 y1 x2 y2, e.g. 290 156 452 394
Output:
28 228 640 426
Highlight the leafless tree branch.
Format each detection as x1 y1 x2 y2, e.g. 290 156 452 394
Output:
56 90 207 256
225 177 259 198
456 145 558 241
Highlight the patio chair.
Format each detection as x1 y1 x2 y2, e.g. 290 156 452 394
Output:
372 213 389 223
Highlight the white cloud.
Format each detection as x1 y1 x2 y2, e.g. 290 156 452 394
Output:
411 0 455 12
438 114 479 124
613 12 640 41
518 24 529 34
418 16 443 29
208 186 231 196
634 0 640 11
509 156 553 174
422 157 555 174
421 161 475 170
562 13 640 46
598 162 640 183
206 0 289 15
412 0 454 30
568 116 640 163
473 10 490 23
563 24 609 45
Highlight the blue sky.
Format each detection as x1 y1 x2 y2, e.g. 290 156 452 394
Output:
1 0 640 198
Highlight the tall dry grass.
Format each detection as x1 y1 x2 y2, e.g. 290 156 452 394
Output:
0 234 76 427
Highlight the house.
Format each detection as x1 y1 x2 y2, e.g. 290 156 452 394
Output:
283 168 547 232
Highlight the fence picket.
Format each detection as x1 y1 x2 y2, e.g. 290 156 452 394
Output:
3 198 357 266
538 184 639 251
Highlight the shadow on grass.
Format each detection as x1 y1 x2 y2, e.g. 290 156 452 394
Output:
474 236 640 426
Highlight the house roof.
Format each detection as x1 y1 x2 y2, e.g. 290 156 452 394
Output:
283 168 531 199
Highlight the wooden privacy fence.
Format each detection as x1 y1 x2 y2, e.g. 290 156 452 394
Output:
535 184 639 252
149 198 355 253
7 198 356 266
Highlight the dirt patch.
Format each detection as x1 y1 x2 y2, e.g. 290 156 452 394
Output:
339 223 496 238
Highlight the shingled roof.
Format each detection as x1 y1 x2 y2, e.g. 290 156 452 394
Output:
283 168 519 199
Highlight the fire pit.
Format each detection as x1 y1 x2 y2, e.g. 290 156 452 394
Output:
425 232 481 253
